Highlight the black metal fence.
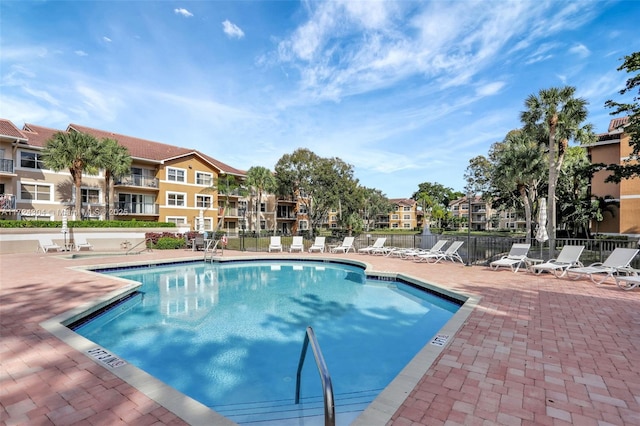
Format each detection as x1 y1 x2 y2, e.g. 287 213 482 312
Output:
226 232 640 269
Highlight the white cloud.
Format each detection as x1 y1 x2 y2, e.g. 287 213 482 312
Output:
75 50 88 56
103 36 112 42
476 82 505 97
174 8 193 18
569 43 590 58
222 20 245 39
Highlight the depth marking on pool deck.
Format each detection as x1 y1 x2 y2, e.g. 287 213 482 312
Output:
430 334 449 346
87 347 127 368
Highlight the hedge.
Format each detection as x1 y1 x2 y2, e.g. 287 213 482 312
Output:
0 220 176 229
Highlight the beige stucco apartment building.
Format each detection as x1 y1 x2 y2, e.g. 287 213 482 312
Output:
588 117 640 236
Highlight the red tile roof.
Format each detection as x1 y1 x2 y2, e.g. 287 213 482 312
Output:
390 198 416 206
0 119 28 141
608 116 629 132
22 123 64 147
68 123 245 176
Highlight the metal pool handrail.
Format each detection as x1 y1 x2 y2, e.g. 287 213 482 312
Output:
126 238 153 255
295 326 335 426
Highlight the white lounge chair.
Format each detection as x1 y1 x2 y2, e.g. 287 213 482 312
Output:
416 240 464 264
489 243 531 273
289 236 304 252
358 237 386 254
410 240 449 261
565 248 639 285
268 236 283 252
330 236 355 253
614 270 640 291
530 245 584 277
308 236 326 253
38 237 62 253
74 236 94 251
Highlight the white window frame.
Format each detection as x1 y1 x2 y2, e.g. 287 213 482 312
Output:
403 214 411 220
195 171 213 186
298 220 309 230
167 192 186 207
403 223 411 229
391 214 399 220
18 182 53 202
166 216 187 226
18 150 46 170
403 206 411 211
81 188 101 204
195 194 212 208
167 167 186 183
392 223 399 228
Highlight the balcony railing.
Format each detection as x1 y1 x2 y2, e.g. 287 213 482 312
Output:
0 194 16 210
0 159 14 173
116 202 160 215
115 175 159 189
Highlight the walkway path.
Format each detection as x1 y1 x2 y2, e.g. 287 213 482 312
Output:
1 250 639 425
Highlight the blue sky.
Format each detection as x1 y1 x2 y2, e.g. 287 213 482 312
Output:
1 1 639 198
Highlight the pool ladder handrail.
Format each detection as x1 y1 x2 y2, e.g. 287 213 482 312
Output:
295 326 335 426
204 239 220 262
126 238 153 255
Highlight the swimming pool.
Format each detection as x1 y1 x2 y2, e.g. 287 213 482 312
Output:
45 258 474 425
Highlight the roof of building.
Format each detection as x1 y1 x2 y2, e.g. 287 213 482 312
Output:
608 116 629 132
0 119 28 141
8 119 245 177
389 198 416 207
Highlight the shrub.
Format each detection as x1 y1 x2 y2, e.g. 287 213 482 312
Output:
153 236 186 250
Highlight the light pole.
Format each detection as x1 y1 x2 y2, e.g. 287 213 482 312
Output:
239 206 246 251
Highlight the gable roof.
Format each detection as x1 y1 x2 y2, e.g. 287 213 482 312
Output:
67 123 245 176
22 123 63 147
608 116 629 132
0 119 28 141
390 198 416 207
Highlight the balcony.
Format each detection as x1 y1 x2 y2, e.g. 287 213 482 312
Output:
115 175 159 189
0 194 16 210
116 202 160 215
0 159 14 174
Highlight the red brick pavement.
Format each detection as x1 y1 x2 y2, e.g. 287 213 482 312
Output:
1 250 639 425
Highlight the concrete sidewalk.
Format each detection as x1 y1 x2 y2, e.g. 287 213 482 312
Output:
1 250 640 425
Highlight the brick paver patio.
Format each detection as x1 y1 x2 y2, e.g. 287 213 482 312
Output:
1 249 639 425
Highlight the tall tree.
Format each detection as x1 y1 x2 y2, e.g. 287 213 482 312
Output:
604 51 640 181
211 174 244 231
490 129 547 243
360 187 392 231
412 182 460 229
96 138 132 220
521 86 595 256
246 166 277 234
42 131 101 219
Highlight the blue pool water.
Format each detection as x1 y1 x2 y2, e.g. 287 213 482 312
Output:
72 260 460 424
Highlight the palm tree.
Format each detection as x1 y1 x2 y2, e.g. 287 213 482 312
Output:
246 166 277 234
490 130 547 243
42 131 101 219
97 138 132 220
211 173 243 232
521 86 595 257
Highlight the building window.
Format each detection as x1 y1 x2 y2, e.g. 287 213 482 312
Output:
299 220 309 230
196 195 212 208
167 192 186 206
81 188 100 204
260 202 266 212
19 183 52 201
260 220 266 230
403 214 411 220
403 223 411 229
391 214 399 220
167 167 186 183
196 172 212 186
20 151 45 170
392 223 399 228
166 217 187 226
298 205 308 215
403 206 410 211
